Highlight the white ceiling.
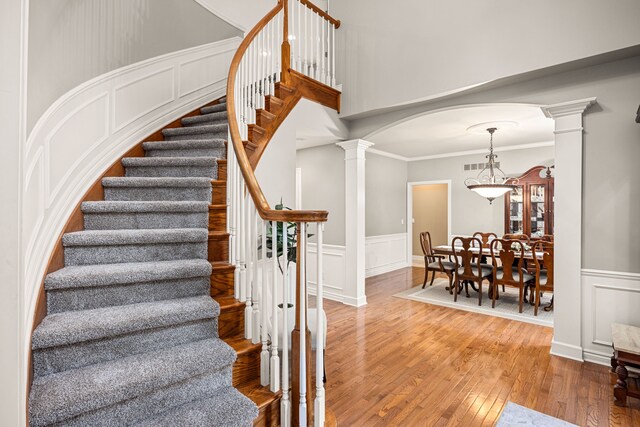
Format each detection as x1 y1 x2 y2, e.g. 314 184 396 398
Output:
365 104 555 159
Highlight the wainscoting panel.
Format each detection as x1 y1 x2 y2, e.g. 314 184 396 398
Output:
365 233 408 278
306 243 348 304
22 37 241 337
582 269 640 365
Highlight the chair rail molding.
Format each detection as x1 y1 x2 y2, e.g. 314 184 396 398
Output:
581 268 640 366
337 139 374 307
540 97 597 362
21 37 241 359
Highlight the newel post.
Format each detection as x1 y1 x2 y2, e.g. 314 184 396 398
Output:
281 0 292 84
291 222 312 426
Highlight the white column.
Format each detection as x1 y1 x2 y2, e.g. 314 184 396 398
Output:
337 139 374 307
541 97 596 362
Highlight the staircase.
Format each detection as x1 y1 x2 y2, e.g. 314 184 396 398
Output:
28 98 277 426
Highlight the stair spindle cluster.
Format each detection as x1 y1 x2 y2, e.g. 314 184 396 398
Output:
226 1 340 425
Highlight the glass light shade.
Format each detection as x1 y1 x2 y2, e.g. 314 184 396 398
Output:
467 184 516 203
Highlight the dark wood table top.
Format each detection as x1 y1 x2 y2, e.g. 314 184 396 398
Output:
433 245 543 261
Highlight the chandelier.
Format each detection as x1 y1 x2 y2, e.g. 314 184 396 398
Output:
464 127 517 204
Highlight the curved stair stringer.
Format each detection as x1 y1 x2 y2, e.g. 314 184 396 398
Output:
26 96 275 427
243 69 341 170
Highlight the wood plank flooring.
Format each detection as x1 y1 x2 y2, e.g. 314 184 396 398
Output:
323 267 640 426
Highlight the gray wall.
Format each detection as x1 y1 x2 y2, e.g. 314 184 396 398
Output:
408 146 555 239
349 55 640 274
333 0 640 117
28 0 242 131
296 144 345 246
365 152 407 237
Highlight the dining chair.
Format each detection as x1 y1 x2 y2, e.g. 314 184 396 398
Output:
473 232 504 293
490 239 534 313
420 231 455 290
532 241 554 316
541 234 554 242
452 236 492 306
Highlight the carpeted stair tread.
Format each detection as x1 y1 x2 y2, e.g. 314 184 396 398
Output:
32 295 219 349
162 123 227 138
122 156 218 167
102 176 212 188
45 259 212 290
29 338 237 427
82 200 210 214
142 139 226 151
200 103 227 114
62 228 208 247
136 386 258 427
182 111 228 126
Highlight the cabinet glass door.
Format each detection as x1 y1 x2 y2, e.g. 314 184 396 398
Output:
508 186 524 234
529 184 546 238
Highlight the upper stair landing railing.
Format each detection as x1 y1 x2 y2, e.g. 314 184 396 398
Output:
225 1 340 426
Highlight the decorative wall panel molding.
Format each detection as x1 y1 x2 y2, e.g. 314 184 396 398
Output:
22 37 240 333
365 233 408 278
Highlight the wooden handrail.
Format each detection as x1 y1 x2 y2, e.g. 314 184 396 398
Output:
226 1 328 223
299 0 341 28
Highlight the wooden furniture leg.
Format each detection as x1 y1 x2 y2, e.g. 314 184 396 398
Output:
614 362 629 406
611 356 618 373
422 268 429 288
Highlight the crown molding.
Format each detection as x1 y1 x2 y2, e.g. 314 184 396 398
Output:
336 139 374 151
541 97 597 118
364 140 555 163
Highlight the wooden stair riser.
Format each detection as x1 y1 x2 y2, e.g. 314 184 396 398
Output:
217 301 245 339
217 159 227 181
211 180 226 205
247 125 267 146
255 109 276 129
274 82 295 102
208 233 229 262
210 268 235 297
265 96 285 115
231 346 262 387
208 205 227 232
253 397 281 427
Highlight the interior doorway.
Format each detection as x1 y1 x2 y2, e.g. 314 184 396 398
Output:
406 180 451 266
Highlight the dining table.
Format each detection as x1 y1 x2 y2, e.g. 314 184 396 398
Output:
431 244 551 310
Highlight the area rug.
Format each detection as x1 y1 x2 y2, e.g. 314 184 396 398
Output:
496 402 577 426
393 278 553 327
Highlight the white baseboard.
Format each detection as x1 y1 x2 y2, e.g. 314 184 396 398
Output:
365 233 408 278
550 340 584 362
412 255 424 267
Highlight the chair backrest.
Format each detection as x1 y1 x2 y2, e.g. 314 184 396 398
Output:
419 231 436 263
503 233 530 243
541 234 554 242
473 232 497 248
533 241 554 290
490 239 526 286
452 236 483 281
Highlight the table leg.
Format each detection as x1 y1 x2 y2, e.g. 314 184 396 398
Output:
543 296 554 312
614 362 629 407
611 355 617 373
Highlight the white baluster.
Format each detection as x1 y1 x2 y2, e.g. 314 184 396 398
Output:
299 222 307 427
321 16 326 85
281 219 291 427
244 195 253 340
331 23 336 87
304 4 309 76
297 0 302 74
270 220 280 393
261 219 270 385
252 205 260 344
314 223 325 426
233 157 241 299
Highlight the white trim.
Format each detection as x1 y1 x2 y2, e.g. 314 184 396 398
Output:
541 97 597 118
365 140 555 163
583 349 613 367
406 180 452 267
192 0 248 32
412 255 424 267
581 269 640 281
365 233 407 278
550 340 584 362
367 148 409 162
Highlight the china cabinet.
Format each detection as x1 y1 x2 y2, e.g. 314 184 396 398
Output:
504 165 554 239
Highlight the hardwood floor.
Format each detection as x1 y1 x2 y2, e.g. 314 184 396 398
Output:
322 267 640 426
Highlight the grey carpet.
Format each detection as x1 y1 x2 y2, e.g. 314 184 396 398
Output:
29 100 257 426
